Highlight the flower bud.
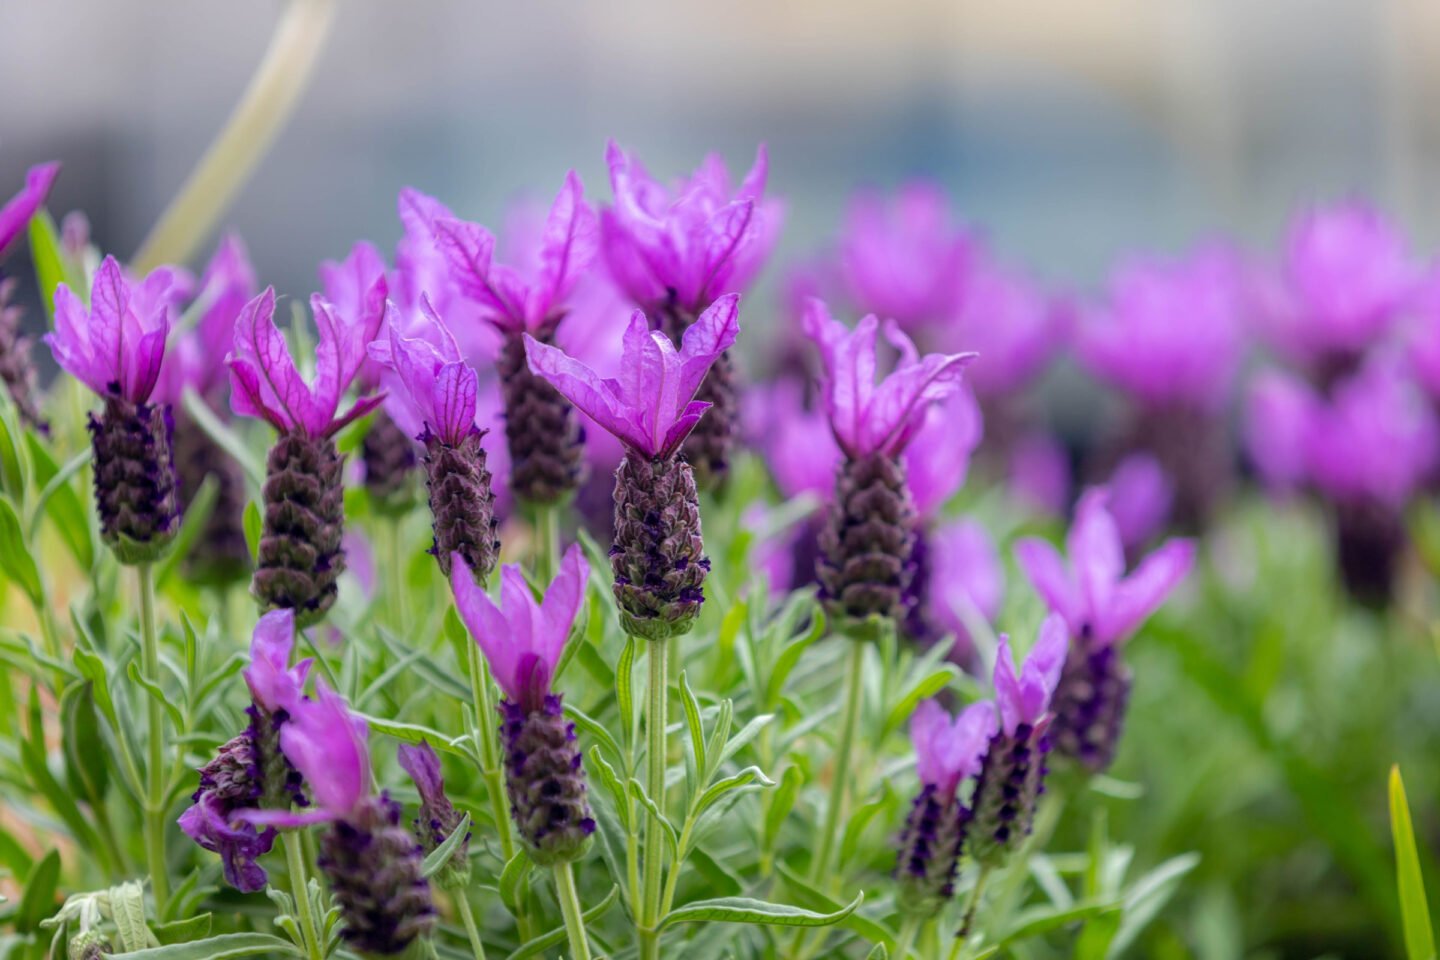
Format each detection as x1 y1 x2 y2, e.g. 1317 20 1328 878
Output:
89 397 180 565
817 453 917 636
423 427 499 584
966 724 1051 867
895 784 966 916
611 454 709 640
499 328 587 506
500 693 595 865
253 432 346 627
1049 641 1132 774
362 408 419 514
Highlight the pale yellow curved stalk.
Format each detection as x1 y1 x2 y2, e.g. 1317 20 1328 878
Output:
132 0 337 272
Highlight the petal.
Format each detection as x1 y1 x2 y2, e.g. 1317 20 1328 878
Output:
433 360 478 446
909 699 950 789
1068 488 1125 626
677 293 740 404
539 543 589 672
397 741 445 804
866 347 976 456
1023 613 1069 712
532 170 599 321
46 284 107 395
243 608 304 714
1013 537 1082 629
991 637 1024 737
526 334 644 454
693 198 755 304
279 682 370 818
0 162 59 254
450 554 520 700
1100 538 1196 644
228 288 311 432
433 218 511 321
88 256 129 394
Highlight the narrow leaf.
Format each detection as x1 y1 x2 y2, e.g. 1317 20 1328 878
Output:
420 813 471 878
1392 765 1437 960
659 892 863 929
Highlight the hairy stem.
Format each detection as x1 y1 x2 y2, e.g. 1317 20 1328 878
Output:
638 637 669 960
554 861 592 960
454 891 488 960
139 563 169 912
810 637 865 883
533 503 560 585
283 830 322 960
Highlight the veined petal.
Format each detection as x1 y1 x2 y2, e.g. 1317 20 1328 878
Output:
228 288 313 432
451 555 522 701
0 162 59 255
278 682 370 819
526 334 647 455
539 543 589 670
532 170 598 321
676 293 740 403
1101 539 1195 644
1013 537 1082 632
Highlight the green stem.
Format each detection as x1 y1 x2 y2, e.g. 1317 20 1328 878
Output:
454 892 488 960
638 637 668 960
893 914 924 960
138 563 169 912
534 503 560 585
809 637 864 883
283 830 323 960
553 861 591 960
950 866 993 960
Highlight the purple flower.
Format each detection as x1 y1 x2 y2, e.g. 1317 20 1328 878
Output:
1008 431 1071 517
46 256 181 403
449 543 589 711
320 240 389 380
1076 246 1244 412
1015 488 1194 648
1244 370 1313 495
602 142 781 314
838 181 972 330
751 378 839 502
948 256 1057 397
1404 269 1440 404
1255 202 1421 364
1105 452 1174 551
227 287 385 437
430 171 598 335
803 298 976 458
904 389 981 519
928 519 1004 649
156 234 258 404
367 299 480 447
243 609 312 717
397 740 468 874
910 699 995 797
0 162 60 258
992 614 1067 737
525 294 740 459
178 788 274 893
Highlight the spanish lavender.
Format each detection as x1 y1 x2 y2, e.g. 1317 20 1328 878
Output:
1015 489 1194 771
397 741 470 887
603 142 780 489
0 162 58 433
228 287 383 625
46 256 182 564
368 298 499 583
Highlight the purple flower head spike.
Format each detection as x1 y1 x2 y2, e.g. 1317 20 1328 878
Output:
0 162 59 258
431 171 598 335
398 741 470 886
1076 246 1244 412
992 614 1067 738
839 181 973 330
602 142 780 315
911 699 996 797
243 608 312 717
525 294 740 460
368 299 480 448
227 287 386 438
803 298 976 459
47 256 180 404
1015 487 1195 649
949 256 1057 397
449 543 589 712
1256 201 1421 373
249 681 372 827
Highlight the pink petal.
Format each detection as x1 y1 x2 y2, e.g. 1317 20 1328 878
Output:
539 543 589 670
1100 539 1195 644
532 170 598 320
0 162 59 255
693 199 755 305
279 682 370 819
526 334 646 455
1068 488 1125 625
1013 537 1082 630
677 293 740 403
433 360 479 446
450 554 521 700
228 288 312 432
992 637 1025 737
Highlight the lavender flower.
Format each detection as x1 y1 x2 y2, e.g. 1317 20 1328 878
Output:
1104 452 1174 553
451 544 596 864
368 299 499 583
926 520 1004 670
397 741 470 887
967 616 1066 866
179 610 311 892
527 295 739 639
838 181 973 330
803 298 974 634
241 683 435 955
228 288 384 625
1015 489 1194 771
0 162 60 433
46 256 182 563
602 143 780 488
947 255 1057 399
896 699 994 915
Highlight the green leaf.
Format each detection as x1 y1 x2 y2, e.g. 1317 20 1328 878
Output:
182 389 264 489
0 404 27 502
15 848 59 932
589 747 631 831
357 714 472 760
867 945 890 960
999 901 1119 947
72 647 118 727
26 439 94 571
628 778 679 859
694 766 775 819
127 660 184 730
764 765 804 851
840 790 892 865
659 892 863 929
243 500 262 562
679 670 707 779
774 863 897 946
109 933 303 959
111 879 155 951
152 914 213 945
616 633 638 748
0 497 43 606
504 884 619 960
420 813 471 878
60 680 110 805
718 712 774 767
1109 852 1202 956
28 209 79 321
764 605 825 707
499 850 533 916
882 666 959 736
1391 766 1437 960
565 703 624 768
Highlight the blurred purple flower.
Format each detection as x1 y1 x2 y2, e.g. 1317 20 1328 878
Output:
1244 369 1314 495
927 519 1004 649
319 240 389 384
227 287 385 437
156 234 258 405
602 142 781 314
750 378 839 502
838 181 972 330
948 256 1057 397
449 543 589 711
0 162 59 258
1008 431 1072 516
1105 452 1174 550
1403 268 1440 404
904 389 982 519
1076 246 1244 412
910 699 995 796
525 294 739 459
46 256 181 403
367 300 480 447
803 298 975 458
1015 488 1195 647
992 613 1067 737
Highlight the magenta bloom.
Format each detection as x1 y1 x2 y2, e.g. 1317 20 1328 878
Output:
243 609 312 717
1256 201 1421 363
1244 370 1314 495
449 542 589 710
838 181 972 330
1404 269 1440 403
46 256 181 403
1076 246 1244 411
602 142 780 313
992 613 1067 737
1008 431 1072 517
949 256 1057 397
227 287 385 437
525 294 739 459
367 300 481 447
803 298 975 458
320 240 389 382
910 699 995 796
0 162 60 257
430 171 598 335
1105 452 1174 551
156 234 258 404
904 389 981 519
1015 488 1195 648
751 378 840 502
928 519 1004 649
